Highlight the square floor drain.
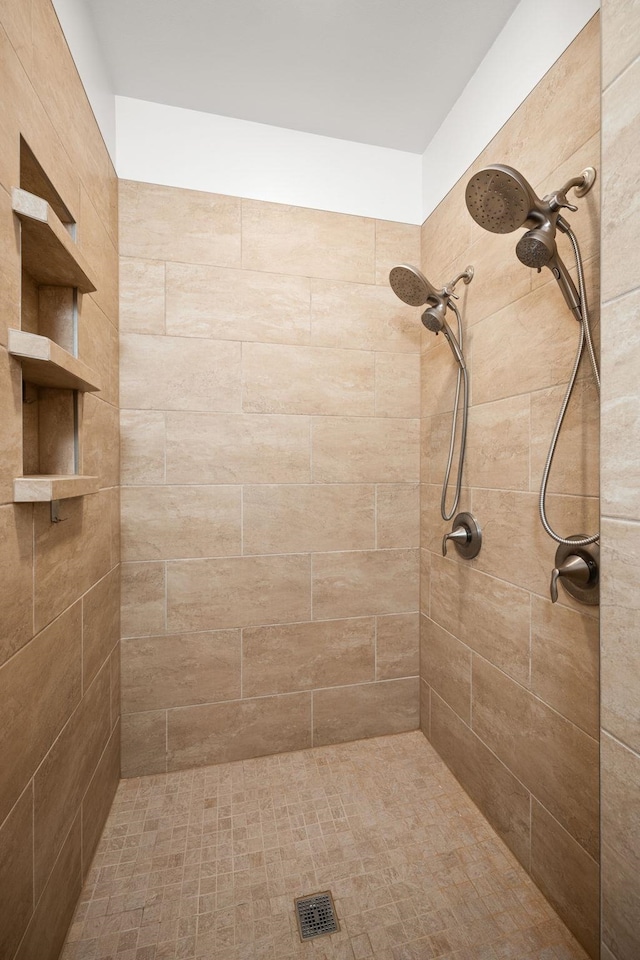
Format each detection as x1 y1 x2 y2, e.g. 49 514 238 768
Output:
294 891 340 941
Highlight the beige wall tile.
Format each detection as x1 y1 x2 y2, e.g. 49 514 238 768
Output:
311 279 420 353
243 484 374 555
165 261 311 344
0 603 81 827
601 733 640 877
531 799 600 957
83 568 119 691
119 180 241 266
242 199 374 283
0 347 23 505
376 483 420 548
429 691 531 869
120 333 241 412
167 554 311 631
602 839 640 960
120 409 165 485
119 257 165 334
531 379 599 499
420 177 474 283
121 561 166 639
421 482 472 557
374 352 420 418
78 297 119 406
121 484 241 561
110 645 120 731
0 785 33 960
121 710 166 777
375 221 420 286
465 395 530 491
78 186 118 325
312 416 419 482
452 228 531 328
313 678 419 746
33 665 110 897
0 188 21 349
531 596 599 737
242 342 375 416
420 547 430 616
472 656 599 859
81 393 120 488
420 677 430 738
376 612 419 680
600 943 617 960
312 549 419 620
420 618 471 724
421 337 460 416
81 724 119 877
167 692 312 769
122 630 241 712
0 503 33 666
602 0 640 87
242 617 375 697
166 412 310 484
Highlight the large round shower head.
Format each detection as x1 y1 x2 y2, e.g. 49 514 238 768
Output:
389 264 438 306
465 165 540 234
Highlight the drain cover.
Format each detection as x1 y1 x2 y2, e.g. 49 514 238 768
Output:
294 891 339 941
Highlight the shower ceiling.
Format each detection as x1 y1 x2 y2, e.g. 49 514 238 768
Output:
86 0 520 153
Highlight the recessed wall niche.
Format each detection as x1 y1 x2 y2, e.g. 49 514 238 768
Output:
10 140 101 503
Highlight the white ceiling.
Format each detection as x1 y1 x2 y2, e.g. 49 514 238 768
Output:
86 0 521 154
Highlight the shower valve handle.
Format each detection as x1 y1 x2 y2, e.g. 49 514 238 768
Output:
442 525 470 557
550 555 591 603
441 514 482 560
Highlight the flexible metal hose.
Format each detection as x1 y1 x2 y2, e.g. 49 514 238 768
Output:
538 226 600 546
441 301 469 521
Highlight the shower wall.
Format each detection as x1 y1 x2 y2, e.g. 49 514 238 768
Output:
419 15 600 959
118 182 421 776
0 2 120 959
600 0 640 957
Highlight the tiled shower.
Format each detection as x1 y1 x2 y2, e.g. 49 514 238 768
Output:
0 2 638 959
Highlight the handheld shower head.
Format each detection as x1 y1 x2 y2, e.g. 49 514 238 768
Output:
421 302 446 333
389 264 439 306
515 221 556 269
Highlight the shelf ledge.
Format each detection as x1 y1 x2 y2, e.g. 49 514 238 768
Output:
8 329 101 392
12 187 97 293
14 475 99 502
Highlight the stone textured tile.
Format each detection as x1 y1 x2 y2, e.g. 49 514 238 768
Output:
81 725 120 877
376 612 420 680
243 483 374 555
120 561 166 639
311 278 420 353
374 352 421 418
0 503 33 666
120 332 241 412
421 336 461 416
78 186 118 325
376 483 420 548
242 341 375 416
121 484 241 561
313 678 419 745
312 416 419 482
78 298 118 406
167 554 311 631
602 840 640 960
375 220 420 285
81 393 120 488
120 409 165 485
312 549 419 619
0 347 23 506
119 256 165 334
420 618 471 724
421 177 474 283
601 734 640 895
465 395 530 491
121 630 241 712
119 180 241 265
242 199 375 283
168 692 312 768
166 411 310 484
121 711 167 778
82 568 119 691
0 785 33 960
531 379 599 499
242 617 375 697
602 0 640 86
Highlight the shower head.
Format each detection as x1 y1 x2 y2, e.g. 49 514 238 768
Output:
515 221 556 268
465 165 540 234
389 264 439 306
421 304 445 333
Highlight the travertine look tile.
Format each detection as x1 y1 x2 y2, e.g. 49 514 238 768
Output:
78 296 118 406
165 261 311 344
77 186 118 325
166 411 310 483
430 691 532 869
82 568 119 691
602 839 640 960
242 199 375 282
121 484 241 561
243 484 374 555
313 678 419 745
531 378 599 499
421 337 460 416
531 596 599 737
465 395 530 491
109 646 120 731
120 561 166 638
420 618 471 724
376 483 420 548
0 603 81 826
450 227 531 328
376 612 419 680
168 692 312 768
601 943 618 960
0 347 23 506
312 549 419 619
601 733 640 877
312 416 419 482
472 656 599 859
120 409 165 484
311 278 420 353
81 393 120 488
119 180 242 265
0 188 21 349
0 503 33 666
33 666 111 897
601 517 640 753
531 799 600 958
420 547 431 616
121 711 167 777
81 725 119 876
421 177 474 283
602 55 640 300
122 630 241 712
602 0 640 86
119 257 165 334
374 352 421 418
167 554 311 631
375 220 420 285
242 617 375 696
242 342 375 416
120 333 241 412
0 785 33 960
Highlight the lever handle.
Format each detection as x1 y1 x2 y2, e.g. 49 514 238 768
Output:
550 554 591 603
550 567 561 603
442 525 470 557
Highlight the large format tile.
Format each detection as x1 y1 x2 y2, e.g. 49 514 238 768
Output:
465 395 530 491
602 0 640 87
374 352 421 418
376 483 420 549
82 568 119 691
376 612 420 680
312 549 419 619
0 346 23 506
81 725 120 877
121 710 167 777
602 839 640 960
120 410 165 485
374 220 420 286
120 561 166 639
0 503 33 666
420 617 471 724
531 379 599 499
313 678 419 745
119 257 165 335
312 416 419 482
0 785 33 960
311 278 420 353
601 733 640 877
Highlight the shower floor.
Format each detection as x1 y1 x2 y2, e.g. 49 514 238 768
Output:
60 731 589 960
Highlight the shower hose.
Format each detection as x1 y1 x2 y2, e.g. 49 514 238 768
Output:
538 224 600 546
441 300 468 522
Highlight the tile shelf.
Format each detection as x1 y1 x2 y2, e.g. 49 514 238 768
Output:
8 329 101 392
13 475 99 503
